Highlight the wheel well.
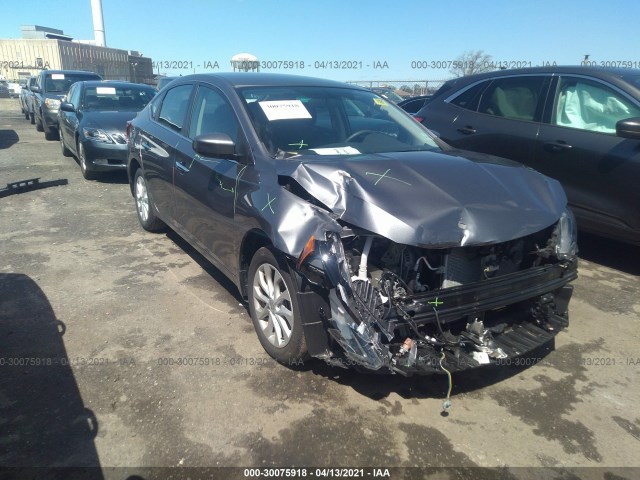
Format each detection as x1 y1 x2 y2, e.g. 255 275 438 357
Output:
128 159 141 195
238 229 272 299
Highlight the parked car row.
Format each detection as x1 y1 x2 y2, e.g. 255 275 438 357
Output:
125 72 577 377
414 66 640 245
18 69 156 179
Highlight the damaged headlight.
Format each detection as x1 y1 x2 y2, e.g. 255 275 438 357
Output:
297 232 353 297
556 208 578 259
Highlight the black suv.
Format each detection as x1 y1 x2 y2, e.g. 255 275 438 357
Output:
32 70 102 140
415 66 640 245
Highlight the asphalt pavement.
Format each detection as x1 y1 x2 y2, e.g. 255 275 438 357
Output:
0 98 638 480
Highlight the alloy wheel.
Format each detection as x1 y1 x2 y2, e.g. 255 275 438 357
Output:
252 263 293 348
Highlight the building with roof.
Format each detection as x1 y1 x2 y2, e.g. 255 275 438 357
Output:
0 25 153 84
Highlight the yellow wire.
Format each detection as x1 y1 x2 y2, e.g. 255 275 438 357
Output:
440 351 452 400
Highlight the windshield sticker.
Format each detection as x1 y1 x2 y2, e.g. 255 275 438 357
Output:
373 98 388 106
96 87 116 95
310 146 361 155
51 74 65 80
258 100 312 121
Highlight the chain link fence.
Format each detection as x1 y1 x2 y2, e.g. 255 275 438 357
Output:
347 79 452 97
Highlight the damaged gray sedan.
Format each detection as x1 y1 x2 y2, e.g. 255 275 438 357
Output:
126 73 577 376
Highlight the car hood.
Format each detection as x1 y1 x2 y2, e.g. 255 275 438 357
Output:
276 149 567 247
81 110 138 132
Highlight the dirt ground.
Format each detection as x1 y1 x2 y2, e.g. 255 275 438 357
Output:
1 97 639 480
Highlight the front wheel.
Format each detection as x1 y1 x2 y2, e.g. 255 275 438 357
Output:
248 247 308 365
78 142 96 180
35 113 44 132
59 130 71 157
133 169 166 232
29 111 35 124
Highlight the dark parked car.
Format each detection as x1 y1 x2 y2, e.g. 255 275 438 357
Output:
415 66 640 245
398 94 432 114
156 76 178 91
127 73 577 376
58 81 156 179
20 76 37 123
32 70 102 140
0 81 10 99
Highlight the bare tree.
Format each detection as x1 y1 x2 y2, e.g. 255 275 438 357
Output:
449 50 495 77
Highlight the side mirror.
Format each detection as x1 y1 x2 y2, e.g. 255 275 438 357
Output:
193 133 237 158
30 85 40 93
60 102 75 112
616 117 640 140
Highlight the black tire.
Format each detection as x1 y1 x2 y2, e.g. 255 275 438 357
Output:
36 113 44 132
29 112 35 125
24 110 29 120
44 126 58 141
77 142 97 180
59 130 72 157
247 247 308 365
133 169 166 232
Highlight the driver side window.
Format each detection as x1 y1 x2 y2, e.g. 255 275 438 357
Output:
188 86 239 142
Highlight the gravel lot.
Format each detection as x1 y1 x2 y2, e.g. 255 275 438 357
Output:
1 97 639 479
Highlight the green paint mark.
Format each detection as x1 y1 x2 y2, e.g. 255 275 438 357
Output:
216 175 235 193
365 169 411 186
428 297 444 307
261 193 276 214
233 165 247 217
288 139 308 149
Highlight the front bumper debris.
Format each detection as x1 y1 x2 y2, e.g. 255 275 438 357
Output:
301 258 577 376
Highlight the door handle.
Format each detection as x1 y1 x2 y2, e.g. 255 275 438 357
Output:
457 126 476 135
544 141 572 152
175 161 189 173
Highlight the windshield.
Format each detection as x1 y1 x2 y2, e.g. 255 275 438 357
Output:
83 85 156 111
239 86 440 158
44 73 101 93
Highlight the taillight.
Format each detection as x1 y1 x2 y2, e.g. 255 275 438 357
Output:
125 121 132 141
413 116 424 123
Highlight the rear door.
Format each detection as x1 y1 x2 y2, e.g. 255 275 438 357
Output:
140 83 195 224
173 83 249 278
533 75 640 240
442 75 550 165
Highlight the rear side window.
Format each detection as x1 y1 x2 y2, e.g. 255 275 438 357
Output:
449 81 488 110
157 84 193 133
478 76 546 121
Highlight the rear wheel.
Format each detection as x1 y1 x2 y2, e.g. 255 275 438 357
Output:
78 142 96 180
29 111 35 124
248 247 308 365
133 169 166 232
24 109 29 120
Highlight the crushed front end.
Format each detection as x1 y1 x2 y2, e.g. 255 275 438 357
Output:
294 210 578 376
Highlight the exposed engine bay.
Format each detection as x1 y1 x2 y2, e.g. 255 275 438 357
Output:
296 219 577 376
